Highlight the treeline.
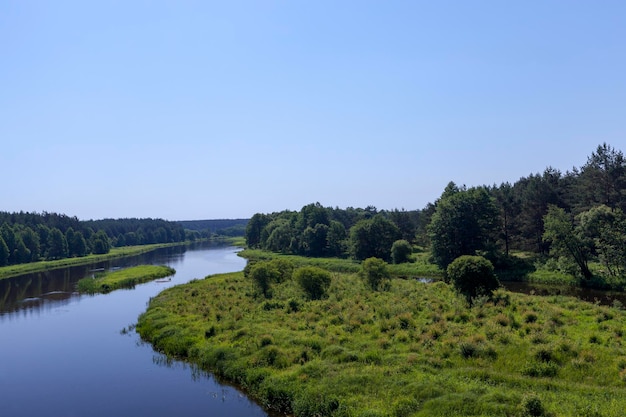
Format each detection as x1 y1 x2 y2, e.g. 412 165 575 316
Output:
246 203 419 262
178 219 248 237
0 213 188 267
246 143 626 283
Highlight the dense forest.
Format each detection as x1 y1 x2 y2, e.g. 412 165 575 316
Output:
178 218 248 237
245 143 626 287
0 212 189 266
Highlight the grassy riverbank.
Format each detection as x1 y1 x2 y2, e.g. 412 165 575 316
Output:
137 258 626 416
77 265 176 294
0 243 185 281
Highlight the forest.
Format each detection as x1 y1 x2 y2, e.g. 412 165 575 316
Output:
245 143 626 288
0 212 188 266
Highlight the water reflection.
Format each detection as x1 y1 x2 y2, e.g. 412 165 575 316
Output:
502 281 626 306
0 242 273 417
0 244 188 315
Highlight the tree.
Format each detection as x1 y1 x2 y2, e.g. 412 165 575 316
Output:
326 220 346 257
295 266 331 300
20 227 40 261
265 219 297 254
249 261 281 298
46 228 68 260
429 184 499 270
514 169 568 253
360 257 390 290
446 255 499 303
13 237 31 264
296 202 330 230
389 209 417 243
349 215 400 261
391 239 412 264
301 223 329 257
542 205 593 280
68 230 88 257
91 230 111 255
492 182 521 256
246 213 271 248
1 223 17 264
578 205 626 277
0 236 9 266
577 143 626 211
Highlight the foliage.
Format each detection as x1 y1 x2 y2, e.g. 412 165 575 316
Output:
138 260 626 417
0 236 9 266
429 183 499 270
0 211 187 267
391 239 412 264
360 257 390 290
294 266 331 300
248 261 282 298
46 227 69 260
542 205 592 280
0 242 182 281
578 205 626 277
446 255 500 302
90 230 111 255
349 215 400 261
77 265 175 294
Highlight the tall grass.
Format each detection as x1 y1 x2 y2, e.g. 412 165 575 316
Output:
137 258 626 416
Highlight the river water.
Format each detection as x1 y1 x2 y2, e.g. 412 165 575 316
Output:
0 242 271 417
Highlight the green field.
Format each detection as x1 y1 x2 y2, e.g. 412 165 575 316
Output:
77 265 175 294
137 258 626 417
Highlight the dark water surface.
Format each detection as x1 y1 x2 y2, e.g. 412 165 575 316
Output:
0 242 271 417
502 280 626 306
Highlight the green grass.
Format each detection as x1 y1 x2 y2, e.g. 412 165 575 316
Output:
0 242 187 281
137 258 626 417
77 265 175 294
239 249 442 278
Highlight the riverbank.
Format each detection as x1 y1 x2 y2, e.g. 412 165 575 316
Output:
77 265 176 294
0 237 245 281
137 257 626 416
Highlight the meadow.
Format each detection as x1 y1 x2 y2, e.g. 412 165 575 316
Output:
137 255 626 417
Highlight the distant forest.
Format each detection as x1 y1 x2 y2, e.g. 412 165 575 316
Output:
0 213 211 267
178 219 248 237
246 143 626 284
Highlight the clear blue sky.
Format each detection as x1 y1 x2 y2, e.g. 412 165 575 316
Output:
1 1 624 221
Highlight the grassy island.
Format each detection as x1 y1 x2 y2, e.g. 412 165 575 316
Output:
78 265 175 294
137 257 626 417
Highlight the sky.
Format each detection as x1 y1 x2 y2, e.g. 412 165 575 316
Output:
1 1 625 221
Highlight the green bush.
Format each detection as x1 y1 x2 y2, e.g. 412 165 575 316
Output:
391 239 412 264
360 257 390 290
446 255 500 303
294 266 332 300
249 261 281 297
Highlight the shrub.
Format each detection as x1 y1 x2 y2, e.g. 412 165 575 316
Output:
294 266 332 300
520 394 547 416
360 257 390 290
446 255 500 303
267 258 295 282
249 261 281 298
391 239 412 264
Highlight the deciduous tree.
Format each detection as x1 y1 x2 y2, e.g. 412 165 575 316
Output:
429 184 498 270
446 255 499 303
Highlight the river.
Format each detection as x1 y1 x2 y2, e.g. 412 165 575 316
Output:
0 242 272 417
